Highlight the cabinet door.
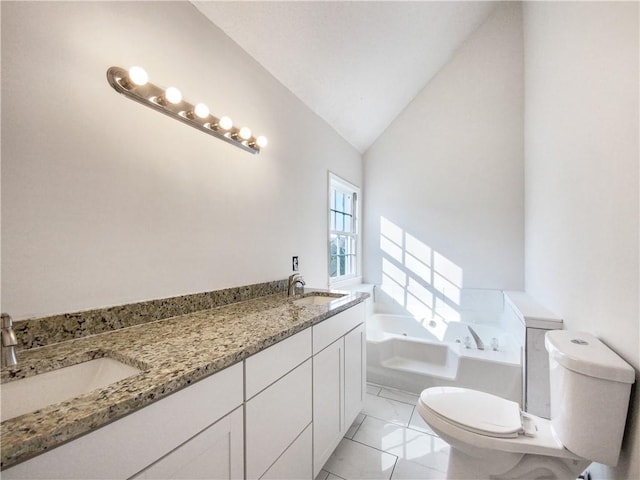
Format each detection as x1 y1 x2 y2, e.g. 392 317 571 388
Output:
133 406 243 480
261 424 312 480
246 359 312 480
344 323 366 428
312 338 343 477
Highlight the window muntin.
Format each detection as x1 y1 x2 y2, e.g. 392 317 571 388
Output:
329 175 359 283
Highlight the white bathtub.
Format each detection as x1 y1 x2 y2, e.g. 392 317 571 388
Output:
367 314 523 404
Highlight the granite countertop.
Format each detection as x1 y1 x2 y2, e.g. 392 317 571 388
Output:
0 290 368 470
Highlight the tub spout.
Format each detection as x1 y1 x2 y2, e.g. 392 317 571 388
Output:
467 326 484 350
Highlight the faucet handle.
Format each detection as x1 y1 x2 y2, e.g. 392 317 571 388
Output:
1 312 18 353
1 313 18 368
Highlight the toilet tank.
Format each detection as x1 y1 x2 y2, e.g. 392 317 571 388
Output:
545 331 635 466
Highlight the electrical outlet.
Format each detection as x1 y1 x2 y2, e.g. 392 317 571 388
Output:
292 256 299 272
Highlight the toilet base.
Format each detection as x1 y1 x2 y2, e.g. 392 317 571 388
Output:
445 447 518 479
445 447 590 480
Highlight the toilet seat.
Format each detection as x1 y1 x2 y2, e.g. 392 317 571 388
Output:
419 387 536 438
417 387 584 460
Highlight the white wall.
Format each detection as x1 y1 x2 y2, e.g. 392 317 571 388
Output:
363 3 524 317
0 1 362 319
523 2 639 478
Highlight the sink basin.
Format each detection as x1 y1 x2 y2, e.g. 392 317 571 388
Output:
0 357 141 422
293 294 344 306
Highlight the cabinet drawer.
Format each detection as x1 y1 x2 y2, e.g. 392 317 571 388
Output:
246 328 311 400
313 303 364 354
246 359 312 480
132 406 244 480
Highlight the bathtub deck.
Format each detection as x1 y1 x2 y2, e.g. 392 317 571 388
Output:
381 357 458 380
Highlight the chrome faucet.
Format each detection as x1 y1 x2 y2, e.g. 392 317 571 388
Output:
1 313 18 368
467 325 485 350
287 273 306 296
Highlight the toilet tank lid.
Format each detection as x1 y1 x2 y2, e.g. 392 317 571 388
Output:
545 331 635 384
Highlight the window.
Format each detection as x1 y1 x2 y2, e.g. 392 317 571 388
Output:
329 173 360 284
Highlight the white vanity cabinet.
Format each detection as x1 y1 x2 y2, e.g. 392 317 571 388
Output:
312 303 366 476
245 329 313 480
3 362 244 480
3 300 366 480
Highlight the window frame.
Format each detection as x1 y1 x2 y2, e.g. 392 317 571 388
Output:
328 172 361 286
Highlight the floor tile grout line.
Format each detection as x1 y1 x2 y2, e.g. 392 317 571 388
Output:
323 437 396 480
349 428 442 462
355 412 439 439
391 457 450 479
346 436 401 460
360 413 411 429
351 414 367 438
367 383 421 402
388 455 399 480
366 390 420 408
326 472 347 480
407 406 438 436
316 470 330 480
376 394 420 407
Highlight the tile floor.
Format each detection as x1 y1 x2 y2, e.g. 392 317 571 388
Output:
316 383 450 480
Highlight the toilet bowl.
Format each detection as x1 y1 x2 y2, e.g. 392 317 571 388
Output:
417 387 589 479
417 331 635 480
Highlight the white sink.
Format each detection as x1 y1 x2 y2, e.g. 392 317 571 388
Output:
0 357 141 422
293 294 344 306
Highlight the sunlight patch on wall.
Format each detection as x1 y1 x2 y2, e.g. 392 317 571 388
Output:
407 277 433 319
380 216 463 323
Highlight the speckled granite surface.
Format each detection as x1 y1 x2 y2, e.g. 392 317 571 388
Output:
0 289 367 470
13 279 289 350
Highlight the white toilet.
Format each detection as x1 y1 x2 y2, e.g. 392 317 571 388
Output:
416 330 635 479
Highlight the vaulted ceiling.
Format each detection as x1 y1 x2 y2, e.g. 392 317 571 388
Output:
193 1 498 153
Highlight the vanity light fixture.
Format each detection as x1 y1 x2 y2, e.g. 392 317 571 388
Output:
106 66 267 154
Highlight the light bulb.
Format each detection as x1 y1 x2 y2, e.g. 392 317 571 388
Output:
128 66 148 86
164 87 182 104
239 127 252 140
218 116 233 131
193 103 209 119
256 136 268 148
